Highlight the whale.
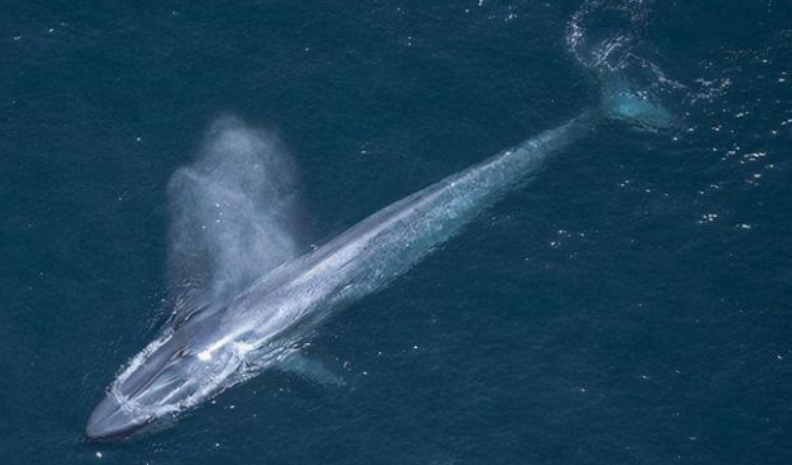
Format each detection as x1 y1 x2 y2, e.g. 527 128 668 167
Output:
85 71 672 441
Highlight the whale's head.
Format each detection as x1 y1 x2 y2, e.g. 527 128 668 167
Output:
86 326 243 441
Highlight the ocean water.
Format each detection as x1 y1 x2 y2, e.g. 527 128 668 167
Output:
2 1 791 464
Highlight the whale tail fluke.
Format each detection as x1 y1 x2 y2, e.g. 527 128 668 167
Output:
599 69 676 130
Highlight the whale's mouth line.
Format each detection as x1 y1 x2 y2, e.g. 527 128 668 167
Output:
84 414 156 442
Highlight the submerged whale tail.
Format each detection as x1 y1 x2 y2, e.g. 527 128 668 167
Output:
599 69 675 130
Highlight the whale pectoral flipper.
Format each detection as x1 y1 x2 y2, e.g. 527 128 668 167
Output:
165 116 307 326
276 353 346 387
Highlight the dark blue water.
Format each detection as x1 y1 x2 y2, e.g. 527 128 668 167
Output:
2 1 791 464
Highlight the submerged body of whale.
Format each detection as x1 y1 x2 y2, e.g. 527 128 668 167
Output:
86 71 671 440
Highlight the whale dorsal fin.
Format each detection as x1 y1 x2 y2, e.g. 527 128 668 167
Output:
165 116 306 327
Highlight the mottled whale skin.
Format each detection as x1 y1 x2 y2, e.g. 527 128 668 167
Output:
85 112 597 440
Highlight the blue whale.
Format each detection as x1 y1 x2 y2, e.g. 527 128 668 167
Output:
86 73 671 440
